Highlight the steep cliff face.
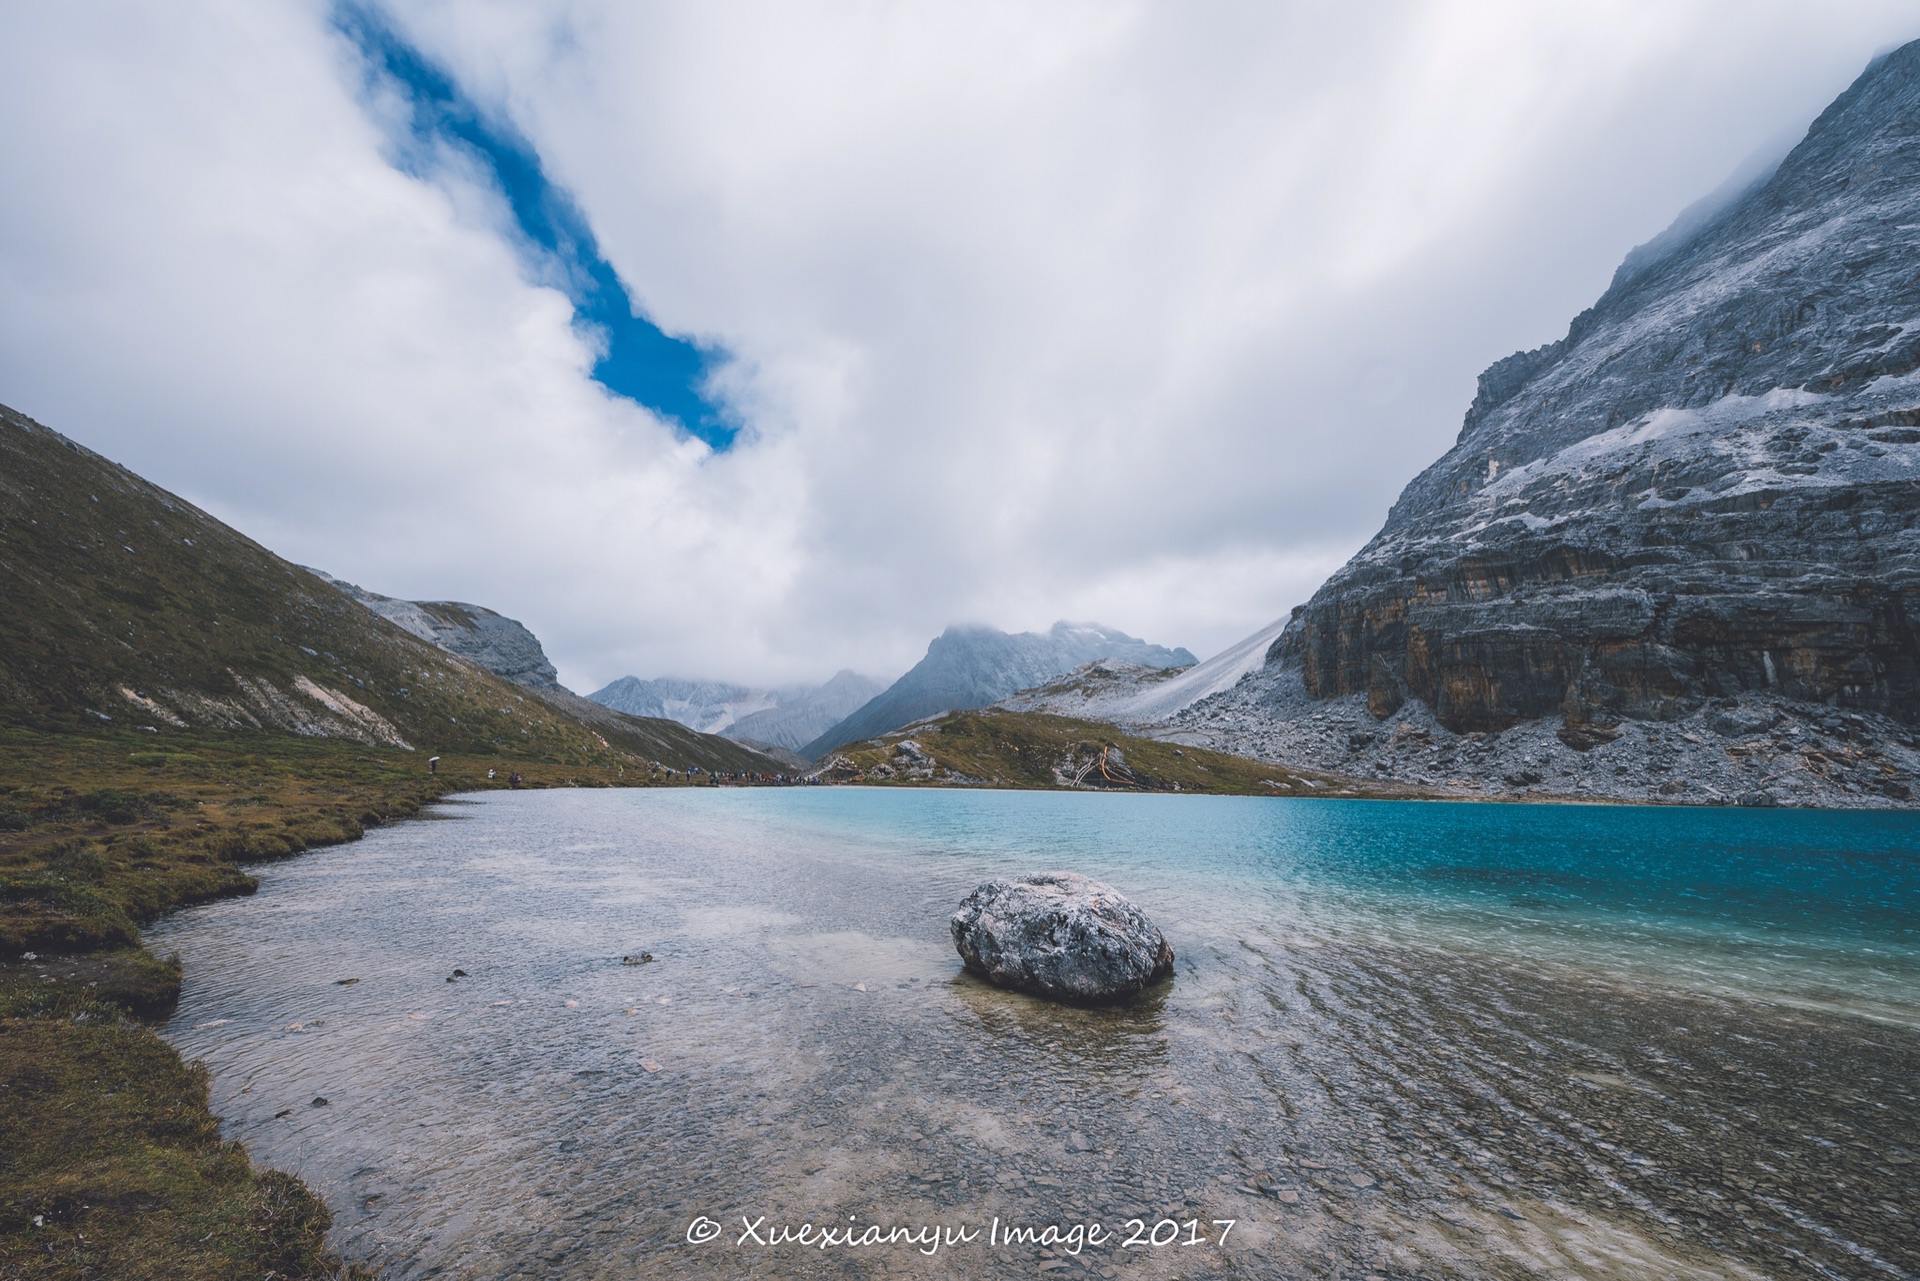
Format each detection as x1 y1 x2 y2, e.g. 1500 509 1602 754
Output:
1271 40 1920 737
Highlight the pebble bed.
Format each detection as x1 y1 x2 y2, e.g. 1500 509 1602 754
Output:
1171 668 1920 810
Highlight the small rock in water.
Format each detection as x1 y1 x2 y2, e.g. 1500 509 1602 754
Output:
334 977 358 986
274 1108 292 1119
310 1096 330 1108
622 953 655 965
950 872 1174 1003
447 969 468 981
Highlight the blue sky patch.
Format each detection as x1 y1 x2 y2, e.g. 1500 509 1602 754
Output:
332 3 736 450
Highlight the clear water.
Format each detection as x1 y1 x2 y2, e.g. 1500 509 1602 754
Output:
151 789 1920 1280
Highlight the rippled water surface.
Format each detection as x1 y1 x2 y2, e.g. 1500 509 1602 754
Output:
151 789 1920 1279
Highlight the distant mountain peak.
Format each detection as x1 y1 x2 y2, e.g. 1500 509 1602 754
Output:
587 670 889 753
801 620 1195 758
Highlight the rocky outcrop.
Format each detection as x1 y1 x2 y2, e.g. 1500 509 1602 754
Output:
950 872 1175 1003
805 622 1196 757
311 573 561 690
1262 40 1920 744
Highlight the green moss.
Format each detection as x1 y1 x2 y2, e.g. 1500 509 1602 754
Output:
0 1018 365 1280
832 709 1432 799
0 866 140 955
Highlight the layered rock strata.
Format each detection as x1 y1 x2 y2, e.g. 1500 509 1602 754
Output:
1264 41 1920 746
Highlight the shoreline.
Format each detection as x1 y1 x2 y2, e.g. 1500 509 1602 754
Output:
151 784 1920 1280
0 726 634 1279
4 723 1910 1276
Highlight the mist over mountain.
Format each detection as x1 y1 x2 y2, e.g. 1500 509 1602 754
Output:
804 622 1195 758
587 670 887 753
996 615 1291 726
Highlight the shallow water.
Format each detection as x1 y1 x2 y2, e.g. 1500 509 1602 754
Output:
151 789 1920 1279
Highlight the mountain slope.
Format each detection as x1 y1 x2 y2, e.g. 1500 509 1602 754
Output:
724 670 888 749
999 615 1291 726
589 675 770 734
802 622 1195 757
820 708 1429 798
1263 41 1920 735
311 572 561 689
0 402 778 773
586 670 886 751
1176 41 1920 807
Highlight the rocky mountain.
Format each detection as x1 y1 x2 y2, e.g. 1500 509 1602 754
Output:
726 670 889 750
0 401 780 773
590 675 766 734
1177 41 1920 808
308 572 561 689
803 622 1196 758
997 615 1290 726
586 669 887 752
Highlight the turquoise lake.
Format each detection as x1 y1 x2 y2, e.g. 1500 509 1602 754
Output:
150 789 1920 1279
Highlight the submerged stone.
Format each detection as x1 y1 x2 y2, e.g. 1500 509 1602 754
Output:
950 872 1174 1003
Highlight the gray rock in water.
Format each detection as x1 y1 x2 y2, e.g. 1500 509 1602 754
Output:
950 872 1174 1003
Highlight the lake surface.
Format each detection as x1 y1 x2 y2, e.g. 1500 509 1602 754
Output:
150 788 1920 1279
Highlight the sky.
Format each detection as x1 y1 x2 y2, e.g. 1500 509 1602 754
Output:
1 3 1914 693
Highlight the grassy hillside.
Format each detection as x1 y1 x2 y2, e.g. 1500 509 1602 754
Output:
0 401 774 774
0 400 789 1278
0 724 689 1279
825 708 1436 799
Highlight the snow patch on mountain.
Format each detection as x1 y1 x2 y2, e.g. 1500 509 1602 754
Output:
587 670 888 753
803 621 1197 757
997 614 1288 726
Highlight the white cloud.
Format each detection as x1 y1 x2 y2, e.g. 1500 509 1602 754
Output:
1 1 1914 689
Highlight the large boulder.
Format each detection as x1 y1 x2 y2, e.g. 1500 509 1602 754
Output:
950 872 1174 1003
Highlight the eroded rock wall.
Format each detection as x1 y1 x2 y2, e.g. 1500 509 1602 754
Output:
1268 40 1920 737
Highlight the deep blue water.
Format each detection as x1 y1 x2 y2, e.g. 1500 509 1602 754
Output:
708 788 1920 1020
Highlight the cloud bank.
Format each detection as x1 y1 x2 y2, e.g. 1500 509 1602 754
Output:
0 2 1913 690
